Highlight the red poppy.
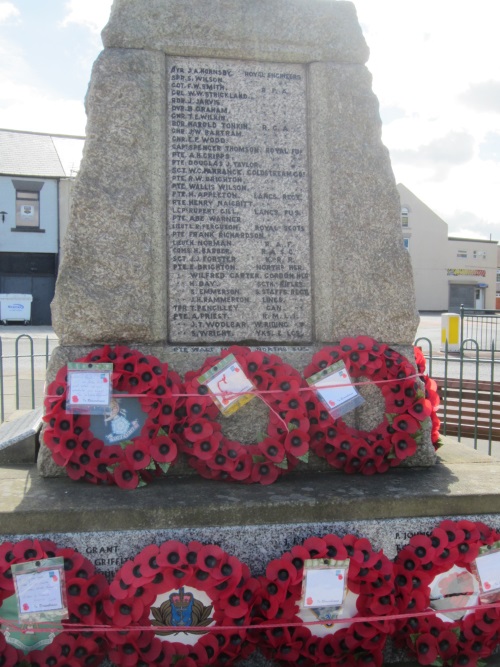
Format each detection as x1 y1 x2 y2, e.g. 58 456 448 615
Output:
414 634 439 665
250 461 281 485
124 438 151 470
184 419 216 441
266 558 301 588
149 435 177 464
284 430 309 458
391 414 421 434
228 453 252 482
113 462 140 489
390 432 417 460
408 397 433 421
258 438 286 463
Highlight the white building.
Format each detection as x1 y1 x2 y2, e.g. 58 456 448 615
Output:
398 183 498 312
0 129 84 324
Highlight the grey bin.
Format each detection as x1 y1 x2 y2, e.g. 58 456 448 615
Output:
0 294 33 325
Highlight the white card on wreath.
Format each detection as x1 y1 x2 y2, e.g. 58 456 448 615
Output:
307 362 363 419
475 549 500 593
302 566 348 608
66 362 113 414
199 354 256 416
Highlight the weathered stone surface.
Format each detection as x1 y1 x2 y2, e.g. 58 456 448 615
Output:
309 62 419 344
5 440 500 553
51 48 167 345
102 0 369 65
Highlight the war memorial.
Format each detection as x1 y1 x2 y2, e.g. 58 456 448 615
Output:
2 1 500 666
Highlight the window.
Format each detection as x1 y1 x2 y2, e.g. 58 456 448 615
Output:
497 269 500 282
11 179 44 232
401 207 409 227
473 250 486 259
403 237 410 250
457 249 467 258
16 191 39 228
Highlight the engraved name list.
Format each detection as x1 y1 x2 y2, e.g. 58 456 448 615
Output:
167 57 312 343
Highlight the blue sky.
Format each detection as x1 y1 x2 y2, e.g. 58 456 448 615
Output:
0 0 499 241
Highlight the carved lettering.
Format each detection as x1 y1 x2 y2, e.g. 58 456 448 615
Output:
167 58 312 342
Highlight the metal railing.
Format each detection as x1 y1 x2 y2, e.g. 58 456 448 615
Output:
0 334 58 423
460 305 500 351
415 336 499 456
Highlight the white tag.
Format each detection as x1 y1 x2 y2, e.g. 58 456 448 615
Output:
475 550 500 593
303 566 348 608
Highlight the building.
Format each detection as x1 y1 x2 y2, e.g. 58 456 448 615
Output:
497 246 500 309
0 129 84 324
398 183 498 312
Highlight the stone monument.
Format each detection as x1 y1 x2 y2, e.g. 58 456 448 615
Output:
38 0 436 476
17 2 500 664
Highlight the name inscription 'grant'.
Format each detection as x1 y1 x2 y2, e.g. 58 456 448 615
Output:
167 57 312 343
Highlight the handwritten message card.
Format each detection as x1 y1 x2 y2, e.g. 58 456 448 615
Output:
198 354 256 416
12 557 67 625
307 362 364 419
301 559 349 609
67 362 113 414
475 546 500 596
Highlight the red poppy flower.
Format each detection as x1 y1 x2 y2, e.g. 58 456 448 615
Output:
408 397 433 421
250 461 281 485
113 462 140 489
124 438 151 470
258 438 286 463
439 520 466 547
391 414 421 434
184 419 216 441
270 372 301 400
284 430 309 458
149 435 177 463
413 634 441 665
266 558 301 588
390 432 417 460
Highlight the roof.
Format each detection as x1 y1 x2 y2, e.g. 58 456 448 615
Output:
0 129 85 178
448 236 498 244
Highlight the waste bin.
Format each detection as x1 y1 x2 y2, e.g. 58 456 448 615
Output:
0 294 33 325
441 312 460 352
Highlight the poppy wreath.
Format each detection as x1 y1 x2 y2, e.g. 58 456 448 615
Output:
43 345 185 489
413 346 442 450
250 533 397 667
304 336 431 475
105 540 259 667
393 519 500 666
0 538 109 667
180 346 311 484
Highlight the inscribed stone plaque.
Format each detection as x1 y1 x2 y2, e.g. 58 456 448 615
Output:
167 57 311 343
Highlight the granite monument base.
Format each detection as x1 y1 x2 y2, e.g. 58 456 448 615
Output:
2 439 500 664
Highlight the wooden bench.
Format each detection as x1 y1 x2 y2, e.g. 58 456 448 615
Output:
434 377 500 441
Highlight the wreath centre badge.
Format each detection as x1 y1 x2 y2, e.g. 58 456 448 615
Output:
150 586 214 643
